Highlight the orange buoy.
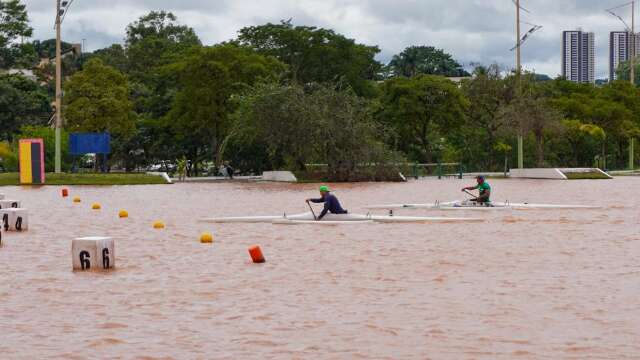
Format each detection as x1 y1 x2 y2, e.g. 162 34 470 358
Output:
91 203 101 210
62 188 69 197
73 196 81 203
200 232 213 243
118 210 129 218
248 245 265 263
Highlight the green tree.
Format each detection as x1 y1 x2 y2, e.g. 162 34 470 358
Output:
63 58 135 136
0 0 33 69
32 39 75 59
89 44 128 73
458 64 514 170
377 74 468 163
166 44 284 171
388 46 470 78
493 141 512 177
233 83 402 181
237 20 381 97
499 74 562 167
0 74 50 141
548 79 640 168
125 11 201 85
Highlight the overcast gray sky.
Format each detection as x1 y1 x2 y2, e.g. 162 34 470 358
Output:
24 0 637 79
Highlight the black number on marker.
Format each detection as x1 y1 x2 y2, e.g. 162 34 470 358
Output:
15 217 22 231
2 214 7 231
79 251 91 270
11 202 17 208
102 248 110 269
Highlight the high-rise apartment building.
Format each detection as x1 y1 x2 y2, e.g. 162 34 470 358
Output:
610 31 640 81
562 30 595 83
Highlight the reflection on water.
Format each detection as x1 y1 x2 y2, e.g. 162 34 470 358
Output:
0 177 638 358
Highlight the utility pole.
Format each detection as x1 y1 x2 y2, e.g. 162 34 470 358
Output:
631 1 636 86
516 0 524 169
633 2 636 170
54 0 62 173
607 2 637 169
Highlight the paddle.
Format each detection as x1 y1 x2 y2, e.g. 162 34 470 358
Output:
306 200 318 220
463 189 477 199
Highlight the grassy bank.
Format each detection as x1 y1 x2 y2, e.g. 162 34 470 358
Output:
0 172 168 186
563 171 612 180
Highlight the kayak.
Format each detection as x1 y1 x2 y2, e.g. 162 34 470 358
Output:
199 212 483 224
272 219 375 225
366 200 601 211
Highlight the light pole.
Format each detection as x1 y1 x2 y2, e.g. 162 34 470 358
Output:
607 2 636 170
54 0 75 173
631 1 635 86
515 0 523 169
633 2 636 170
512 2 541 169
55 0 62 173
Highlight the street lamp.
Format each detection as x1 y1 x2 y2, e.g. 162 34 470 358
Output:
512 0 542 169
54 0 75 173
606 2 637 170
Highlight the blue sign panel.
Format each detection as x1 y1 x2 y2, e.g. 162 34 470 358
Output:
69 133 111 155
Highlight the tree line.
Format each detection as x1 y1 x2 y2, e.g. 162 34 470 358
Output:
1 2 638 179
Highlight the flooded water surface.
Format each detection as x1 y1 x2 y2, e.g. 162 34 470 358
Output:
0 178 639 359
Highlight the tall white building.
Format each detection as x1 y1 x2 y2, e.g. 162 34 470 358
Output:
562 30 595 84
610 31 640 81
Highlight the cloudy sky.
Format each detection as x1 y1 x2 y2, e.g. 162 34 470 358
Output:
24 0 636 79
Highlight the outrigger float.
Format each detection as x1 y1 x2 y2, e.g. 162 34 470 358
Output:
198 211 483 225
366 199 601 211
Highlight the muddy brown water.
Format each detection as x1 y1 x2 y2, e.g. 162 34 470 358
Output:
0 178 639 359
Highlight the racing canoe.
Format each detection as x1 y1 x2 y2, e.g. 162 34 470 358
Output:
366 200 601 211
199 211 483 224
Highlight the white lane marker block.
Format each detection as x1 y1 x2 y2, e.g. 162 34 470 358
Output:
0 200 21 209
0 208 28 231
72 237 115 271
0 193 4 200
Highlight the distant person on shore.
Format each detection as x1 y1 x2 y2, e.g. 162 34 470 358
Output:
224 161 234 179
306 185 348 220
176 157 187 182
462 175 491 205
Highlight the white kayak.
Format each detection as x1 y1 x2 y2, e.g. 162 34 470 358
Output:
199 211 482 224
366 200 601 211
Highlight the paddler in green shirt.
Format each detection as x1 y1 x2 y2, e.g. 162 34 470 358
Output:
462 175 491 205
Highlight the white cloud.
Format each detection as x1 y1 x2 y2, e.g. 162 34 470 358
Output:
24 0 636 79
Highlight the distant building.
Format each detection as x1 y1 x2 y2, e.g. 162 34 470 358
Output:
562 30 595 83
609 31 640 81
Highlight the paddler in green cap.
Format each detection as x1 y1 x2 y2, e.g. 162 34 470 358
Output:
306 185 348 220
462 175 491 205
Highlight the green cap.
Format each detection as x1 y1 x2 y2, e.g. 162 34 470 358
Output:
319 185 330 192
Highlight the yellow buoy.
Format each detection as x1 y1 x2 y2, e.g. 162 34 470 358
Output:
153 221 165 229
92 203 101 210
200 232 214 243
73 196 81 203
118 210 129 218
